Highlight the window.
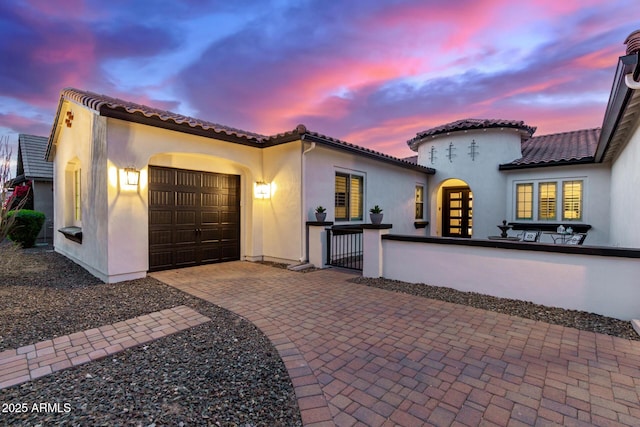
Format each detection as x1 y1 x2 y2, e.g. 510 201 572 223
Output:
415 185 424 219
514 179 584 222
516 183 533 220
563 180 582 220
538 182 556 220
335 173 363 221
74 168 82 222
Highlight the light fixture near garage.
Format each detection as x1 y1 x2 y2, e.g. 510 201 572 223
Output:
254 181 271 199
124 167 140 186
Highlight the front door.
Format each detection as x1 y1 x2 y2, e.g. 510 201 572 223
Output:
443 187 473 238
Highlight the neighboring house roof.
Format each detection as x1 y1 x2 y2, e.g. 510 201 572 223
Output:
46 88 434 174
499 128 601 170
407 118 536 150
12 134 53 185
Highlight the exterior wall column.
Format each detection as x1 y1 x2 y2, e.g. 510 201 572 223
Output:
307 221 333 268
362 224 392 278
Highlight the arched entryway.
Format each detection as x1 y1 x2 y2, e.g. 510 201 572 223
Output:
438 179 473 238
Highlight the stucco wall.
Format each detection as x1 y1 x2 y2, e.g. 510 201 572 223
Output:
610 119 640 248
104 119 266 280
53 105 110 280
504 164 611 245
304 144 430 236
415 128 523 239
381 238 640 320
262 142 303 262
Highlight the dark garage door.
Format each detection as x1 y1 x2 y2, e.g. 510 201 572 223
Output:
148 166 240 271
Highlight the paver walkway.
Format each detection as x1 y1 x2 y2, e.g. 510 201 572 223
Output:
0 306 210 390
153 261 640 427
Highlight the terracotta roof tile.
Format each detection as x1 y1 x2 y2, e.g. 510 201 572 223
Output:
60 88 265 141
266 125 434 173
53 89 431 173
505 128 600 167
407 118 536 148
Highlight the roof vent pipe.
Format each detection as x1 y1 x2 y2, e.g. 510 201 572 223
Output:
624 30 640 90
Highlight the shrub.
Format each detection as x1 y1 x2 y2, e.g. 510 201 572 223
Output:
7 210 45 248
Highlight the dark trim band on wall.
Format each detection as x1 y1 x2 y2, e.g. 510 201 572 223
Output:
382 235 640 259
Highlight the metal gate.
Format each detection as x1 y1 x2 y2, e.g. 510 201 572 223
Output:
326 225 363 270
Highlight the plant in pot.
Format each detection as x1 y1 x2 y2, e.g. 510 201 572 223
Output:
369 205 383 224
315 206 327 222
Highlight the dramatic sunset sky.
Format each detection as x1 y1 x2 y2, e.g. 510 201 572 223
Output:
1 0 639 161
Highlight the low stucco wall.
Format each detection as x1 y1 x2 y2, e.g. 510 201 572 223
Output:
380 236 640 320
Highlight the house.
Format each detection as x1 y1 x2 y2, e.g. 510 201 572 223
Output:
406 29 640 248
45 90 433 283
46 29 640 283
10 134 54 243
407 121 610 245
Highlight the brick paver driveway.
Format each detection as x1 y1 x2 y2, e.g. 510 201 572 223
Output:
152 262 640 426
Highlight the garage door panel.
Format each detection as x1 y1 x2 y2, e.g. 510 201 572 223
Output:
175 229 197 244
150 210 172 225
200 245 221 263
149 190 174 206
200 228 221 242
176 192 197 206
149 166 240 271
177 170 199 187
176 211 196 225
201 211 220 224
201 193 219 207
220 211 239 224
221 226 238 241
149 251 173 269
176 249 197 266
150 168 175 185
149 229 172 246
221 244 239 260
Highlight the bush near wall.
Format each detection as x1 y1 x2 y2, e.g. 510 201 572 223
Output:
7 210 45 248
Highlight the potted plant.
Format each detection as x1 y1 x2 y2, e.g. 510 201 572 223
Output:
369 205 383 224
315 206 327 222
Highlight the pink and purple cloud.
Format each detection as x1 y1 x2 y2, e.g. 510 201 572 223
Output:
0 0 638 158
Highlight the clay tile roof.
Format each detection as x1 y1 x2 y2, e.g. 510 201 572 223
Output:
501 128 600 168
52 89 432 173
266 125 435 173
60 88 265 141
407 118 536 147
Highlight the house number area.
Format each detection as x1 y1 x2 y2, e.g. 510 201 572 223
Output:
2 402 72 414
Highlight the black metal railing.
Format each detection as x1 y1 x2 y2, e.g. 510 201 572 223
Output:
326 225 363 270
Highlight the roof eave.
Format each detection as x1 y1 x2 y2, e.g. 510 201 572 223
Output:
595 53 640 162
100 107 264 147
498 157 596 171
302 133 435 174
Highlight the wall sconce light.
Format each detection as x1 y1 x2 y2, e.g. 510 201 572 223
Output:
124 167 140 186
254 181 271 199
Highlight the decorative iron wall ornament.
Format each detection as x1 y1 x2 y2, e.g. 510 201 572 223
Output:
468 139 479 161
447 142 455 162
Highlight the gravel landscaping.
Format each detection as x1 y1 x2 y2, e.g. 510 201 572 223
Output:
0 248 301 426
351 276 639 341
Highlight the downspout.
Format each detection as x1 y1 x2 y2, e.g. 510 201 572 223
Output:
624 73 640 90
300 136 316 262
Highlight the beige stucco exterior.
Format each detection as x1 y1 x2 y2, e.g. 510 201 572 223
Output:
50 100 429 282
